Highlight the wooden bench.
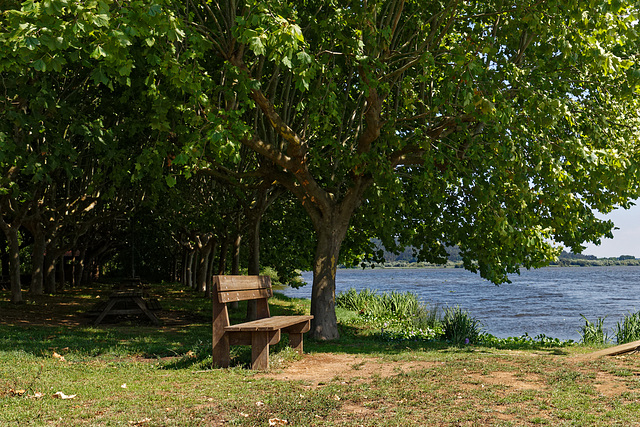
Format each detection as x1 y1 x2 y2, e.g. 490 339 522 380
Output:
212 275 313 370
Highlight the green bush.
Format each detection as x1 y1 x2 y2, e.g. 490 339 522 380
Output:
616 311 640 344
442 306 484 345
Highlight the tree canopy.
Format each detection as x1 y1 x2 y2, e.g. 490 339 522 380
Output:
180 0 640 339
2 1 640 342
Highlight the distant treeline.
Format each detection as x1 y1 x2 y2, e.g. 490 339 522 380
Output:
373 240 638 268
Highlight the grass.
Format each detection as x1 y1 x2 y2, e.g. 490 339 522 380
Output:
2 282 640 426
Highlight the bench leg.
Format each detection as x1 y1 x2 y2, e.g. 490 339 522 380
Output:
251 331 280 370
212 333 230 368
289 333 304 355
252 332 269 370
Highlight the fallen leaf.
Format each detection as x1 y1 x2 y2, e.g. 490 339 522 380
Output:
52 391 76 399
121 383 127 389
29 392 44 399
52 352 66 362
239 412 249 418
128 418 151 425
333 394 341 401
269 418 289 426
185 350 196 358
9 389 26 397
255 401 265 407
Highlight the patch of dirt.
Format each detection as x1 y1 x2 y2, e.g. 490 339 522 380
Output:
469 370 545 391
260 353 438 388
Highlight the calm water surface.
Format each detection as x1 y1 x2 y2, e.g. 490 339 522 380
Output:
282 266 640 341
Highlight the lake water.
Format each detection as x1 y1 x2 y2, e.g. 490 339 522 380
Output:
281 266 640 341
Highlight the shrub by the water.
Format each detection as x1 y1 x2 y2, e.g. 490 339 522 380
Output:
442 306 484 345
616 311 640 344
580 315 608 345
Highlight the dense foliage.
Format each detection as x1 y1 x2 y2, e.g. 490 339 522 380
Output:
2 2 640 342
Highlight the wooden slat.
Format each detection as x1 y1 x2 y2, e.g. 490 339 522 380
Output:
215 275 271 291
219 288 272 303
582 340 640 358
224 315 313 332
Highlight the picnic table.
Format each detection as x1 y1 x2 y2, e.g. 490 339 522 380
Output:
92 289 161 326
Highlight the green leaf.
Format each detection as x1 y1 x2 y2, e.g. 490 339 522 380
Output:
90 45 107 59
33 59 46 72
24 37 40 50
93 14 110 27
148 4 162 17
90 67 109 85
49 56 63 72
118 63 133 76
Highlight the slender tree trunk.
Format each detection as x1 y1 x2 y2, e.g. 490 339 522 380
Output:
196 237 215 294
181 248 189 284
2 225 22 303
184 249 196 289
57 255 65 290
44 252 57 294
188 250 197 290
74 248 86 287
1 243 9 281
29 229 46 295
245 216 261 320
217 234 229 275
232 232 241 275
172 254 179 282
206 242 217 298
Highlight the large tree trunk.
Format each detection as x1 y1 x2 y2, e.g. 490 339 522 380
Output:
309 221 349 341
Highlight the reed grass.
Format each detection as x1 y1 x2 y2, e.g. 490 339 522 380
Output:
615 311 640 344
579 315 608 345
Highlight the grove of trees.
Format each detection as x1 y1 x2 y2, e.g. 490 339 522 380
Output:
2 1 640 340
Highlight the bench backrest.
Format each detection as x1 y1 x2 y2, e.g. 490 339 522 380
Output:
214 275 273 303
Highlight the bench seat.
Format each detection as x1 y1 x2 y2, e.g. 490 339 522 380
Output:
224 315 314 332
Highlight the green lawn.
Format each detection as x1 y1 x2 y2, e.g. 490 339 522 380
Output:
2 282 640 426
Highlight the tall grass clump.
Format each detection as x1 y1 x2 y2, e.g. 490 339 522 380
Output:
615 311 640 344
580 315 608 345
442 306 484 345
336 288 442 340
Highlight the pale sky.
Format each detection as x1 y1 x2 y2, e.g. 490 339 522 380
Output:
583 203 640 258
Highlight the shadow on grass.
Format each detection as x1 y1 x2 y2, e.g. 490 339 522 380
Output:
0 283 573 369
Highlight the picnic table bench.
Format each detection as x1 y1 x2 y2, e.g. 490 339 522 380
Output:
212 275 313 370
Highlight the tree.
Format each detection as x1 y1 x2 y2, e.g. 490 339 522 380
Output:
178 1 640 340
0 0 196 299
